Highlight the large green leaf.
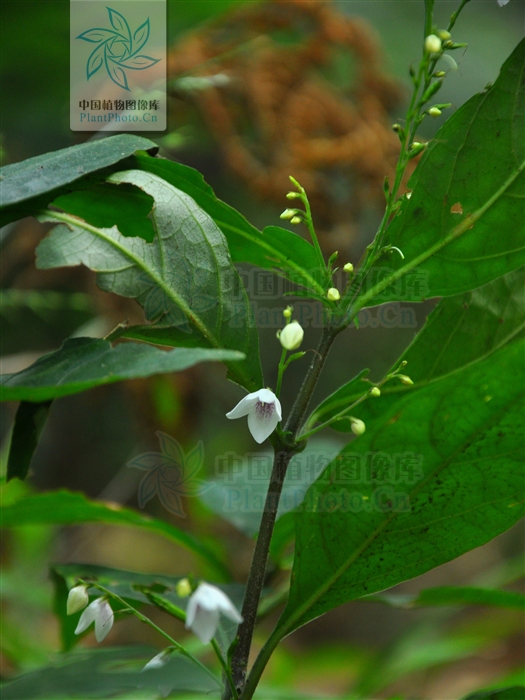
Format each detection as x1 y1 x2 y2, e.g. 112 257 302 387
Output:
36 169 262 391
0 646 220 699
354 39 525 310
0 337 244 403
127 152 327 294
276 340 524 635
310 267 525 432
369 586 525 610
0 490 229 579
6 400 52 480
0 134 157 226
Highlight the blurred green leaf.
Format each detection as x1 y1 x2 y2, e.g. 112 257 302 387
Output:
0 135 157 226
461 687 525 700
53 183 156 242
0 646 220 699
369 586 525 609
0 337 244 403
127 153 326 295
6 400 52 480
311 267 525 432
358 39 525 308
37 169 262 392
1 490 229 579
277 341 525 635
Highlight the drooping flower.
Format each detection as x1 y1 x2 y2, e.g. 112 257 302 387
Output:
67 584 89 615
142 649 171 671
185 583 243 644
226 388 282 443
279 321 304 351
74 597 114 642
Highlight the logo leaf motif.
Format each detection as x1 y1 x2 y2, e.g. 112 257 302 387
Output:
77 28 120 43
104 46 130 90
138 469 159 509
157 481 186 518
107 7 131 39
86 44 104 80
133 18 150 54
127 452 166 471
118 55 161 71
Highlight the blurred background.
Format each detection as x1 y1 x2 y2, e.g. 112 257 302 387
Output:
1 1 524 697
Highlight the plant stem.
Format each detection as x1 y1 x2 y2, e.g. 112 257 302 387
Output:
274 347 288 398
79 582 220 687
212 639 238 699
226 325 341 698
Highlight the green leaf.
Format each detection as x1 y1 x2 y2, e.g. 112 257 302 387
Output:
0 646 220 699
369 586 525 610
276 341 525 636
356 39 525 309
460 688 525 700
0 337 244 403
128 153 326 294
311 267 525 432
36 169 262 392
1 490 229 579
6 400 52 480
0 134 157 226
52 183 156 242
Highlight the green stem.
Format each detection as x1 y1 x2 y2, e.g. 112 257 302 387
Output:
297 390 370 442
274 347 288 398
81 581 219 688
212 639 238 699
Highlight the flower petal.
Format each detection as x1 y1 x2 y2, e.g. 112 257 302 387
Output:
74 599 98 635
189 606 220 644
225 391 261 419
94 600 114 642
247 404 280 443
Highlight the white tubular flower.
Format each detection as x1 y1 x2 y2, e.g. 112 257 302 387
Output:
142 649 171 671
279 321 304 351
226 388 282 444
67 585 89 615
185 583 243 645
74 597 114 642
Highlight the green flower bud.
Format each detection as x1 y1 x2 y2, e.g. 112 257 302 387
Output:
279 321 304 350
343 263 354 274
398 374 414 386
326 288 340 301
350 418 366 436
290 216 302 225
176 578 192 598
370 387 381 397
283 306 292 319
286 191 301 199
67 585 89 615
280 208 296 220
428 106 442 117
437 29 451 40
424 34 442 54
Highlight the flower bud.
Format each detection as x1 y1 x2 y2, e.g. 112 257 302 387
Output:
343 263 354 274
286 191 301 199
437 29 451 41
283 306 292 319
433 70 446 78
428 106 442 117
280 208 296 220
424 34 442 54
398 374 414 386
67 585 89 615
176 578 192 598
370 387 381 397
290 216 302 225
409 142 427 158
279 321 304 351
326 288 340 302
350 418 366 436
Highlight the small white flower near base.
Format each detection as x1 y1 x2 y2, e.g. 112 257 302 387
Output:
226 388 282 443
185 583 243 644
74 597 114 643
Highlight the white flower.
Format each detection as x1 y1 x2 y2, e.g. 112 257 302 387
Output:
74 597 114 642
279 321 304 351
185 583 243 644
497 0 509 5
226 388 282 443
67 585 89 615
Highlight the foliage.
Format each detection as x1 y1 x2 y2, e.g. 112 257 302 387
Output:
0 3 523 700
